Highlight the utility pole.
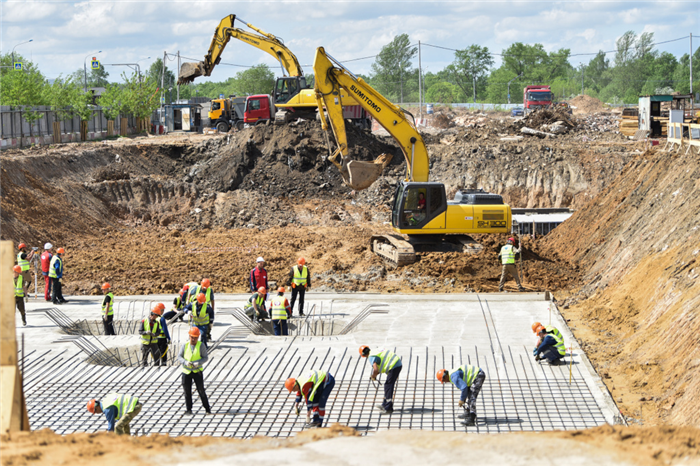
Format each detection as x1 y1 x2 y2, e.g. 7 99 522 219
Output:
418 41 422 119
581 64 584 96
473 75 477 103
161 51 166 126
690 33 694 102
177 51 180 102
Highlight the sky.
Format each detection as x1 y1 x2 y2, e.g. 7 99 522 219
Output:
1 0 698 84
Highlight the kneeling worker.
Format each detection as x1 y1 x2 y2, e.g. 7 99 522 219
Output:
532 323 565 364
244 287 268 321
437 364 486 426
87 393 142 435
285 369 335 428
178 326 212 415
359 346 402 414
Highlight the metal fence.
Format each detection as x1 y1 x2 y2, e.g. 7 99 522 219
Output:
0 105 136 139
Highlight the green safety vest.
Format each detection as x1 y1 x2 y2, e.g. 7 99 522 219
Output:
14 275 24 298
174 296 183 311
270 296 287 320
245 293 265 310
181 341 203 374
450 365 481 387
550 330 566 356
141 319 161 345
500 245 515 264
16 252 30 271
370 349 400 373
545 326 563 342
102 393 139 420
191 303 210 326
48 256 62 278
292 265 308 286
300 370 326 401
190 285 212 305
102 292 114 317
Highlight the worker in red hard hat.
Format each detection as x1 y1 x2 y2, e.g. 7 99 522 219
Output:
287 257 311 317
270 286 291 336
13 265 28 326
285 369 336 428
437 364 486 427
139 306 163 366
497 237 524 292
87 393 142 435
101 283 116 335
177 326 212 415
184 293 214 348
244 286 269 322
16 242 36 299
40 243 53 301
49 247 68 304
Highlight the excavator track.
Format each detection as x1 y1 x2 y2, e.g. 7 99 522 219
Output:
370 234 416 268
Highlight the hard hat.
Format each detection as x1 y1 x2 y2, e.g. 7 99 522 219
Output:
44 243 53 250
297 257 306 266
87 399 97 414
18 243 26 250
258 287 267 294
57 248 65 254
201 278 211 288
359 345 370 357
197 293 206 304
13 265 22 273
278 286 285 293
531 322 542 333
284 378 297 392
535 325 545 334
183 284 190 291
436 369 448 384
151 307 163 316
156 302 165 312
189 327 200 337
101 283 111 290
256 257 265 263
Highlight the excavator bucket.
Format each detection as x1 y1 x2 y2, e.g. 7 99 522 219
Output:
177 61 206 85
341 153 393 191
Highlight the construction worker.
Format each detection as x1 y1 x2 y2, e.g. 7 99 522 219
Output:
184 293 213 347
16 243 36 295
192 279 215 338
285 369 335 428
49 247 67 304
178 326 212 415
498 237 524 292
40 243 53 301
139 306 162 366
270 286 291 336
437 364 486 426
287 257 310 317
250 257 268 292
532 323 565 364
152 302 171 365
163 289 186 322
14 265 28 326
359 346 402 414
101 283 115 335
87 393 142 435
244 286 268 321
183 281 199 302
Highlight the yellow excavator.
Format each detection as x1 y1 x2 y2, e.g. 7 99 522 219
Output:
313 47 512 266
178 15 370 127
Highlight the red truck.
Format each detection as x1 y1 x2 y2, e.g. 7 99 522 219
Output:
523 85 552 115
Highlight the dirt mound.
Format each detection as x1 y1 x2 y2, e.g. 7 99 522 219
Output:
568 95 606 115
521 106 577 130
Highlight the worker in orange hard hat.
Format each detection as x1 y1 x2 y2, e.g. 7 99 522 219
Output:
177 326 212 414
285 369 336 428
101 283 116 335
139 306 163 366
437 364 486 427
16 242 36 298
244 286 269 322
87 393 142 435
498 237 524 292
49 247 68 304
533 324 565 365
270 286 291 336
287 257 311 317
184 293 213 348
14 265 28 326
151 303 171 364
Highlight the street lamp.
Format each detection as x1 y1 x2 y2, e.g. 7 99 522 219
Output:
12 39 33 66
84 51 102 92
135 57 151 81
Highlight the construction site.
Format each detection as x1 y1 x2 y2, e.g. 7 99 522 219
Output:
2 83 700 465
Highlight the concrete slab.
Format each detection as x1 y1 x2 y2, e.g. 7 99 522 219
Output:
17 292 619 436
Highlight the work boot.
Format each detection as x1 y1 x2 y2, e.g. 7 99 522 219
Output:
22 319 27 326
185 410 193 415
299 312 305 317
461 413 476 426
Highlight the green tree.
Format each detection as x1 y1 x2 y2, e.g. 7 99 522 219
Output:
121 72 159 129
230 64 275 96
369 34 417 102
448 45 494 102
147 58 176 102
425 82 460 104
43 76 80 122
0 53 47 128
99 83 125 121
672 48 700 94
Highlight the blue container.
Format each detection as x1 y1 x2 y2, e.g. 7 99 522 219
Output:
426 103 434 114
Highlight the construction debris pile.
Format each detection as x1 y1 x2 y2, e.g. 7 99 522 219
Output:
576 113 621 134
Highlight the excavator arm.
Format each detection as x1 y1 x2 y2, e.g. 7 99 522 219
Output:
178 14 303 84
313 47 429 190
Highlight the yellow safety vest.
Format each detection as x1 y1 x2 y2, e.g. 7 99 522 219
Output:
500 245 515 264
102 292 114 317
191 303 210 326
14 275 24 298
370 349 400 373
244 292 265 310
191 285 212 305
141 319 161 345
48 256 62 278
102 393 139 420
292 265 308 287
300 370 326 401
270 296 287 320
182 341 203 374
16 252 30 271
450 365 481 387
551 331 566 356
545 326 563 341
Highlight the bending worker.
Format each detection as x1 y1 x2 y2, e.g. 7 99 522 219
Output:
87 393 142 435
270 287 291 336
437 364 486 426
244 286 268 322
359 346 402 414
185 293 213 347
178 326 212 415
13 265 28 326
287 257 310 317
285 369 335 428
498 237 524 292
139 306 163 366
532 322 565 364
101 283 115 335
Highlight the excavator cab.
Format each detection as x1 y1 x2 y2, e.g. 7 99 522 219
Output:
274 76 307 104
391 182 447 231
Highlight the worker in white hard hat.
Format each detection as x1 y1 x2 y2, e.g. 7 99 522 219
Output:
250 256 268 292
